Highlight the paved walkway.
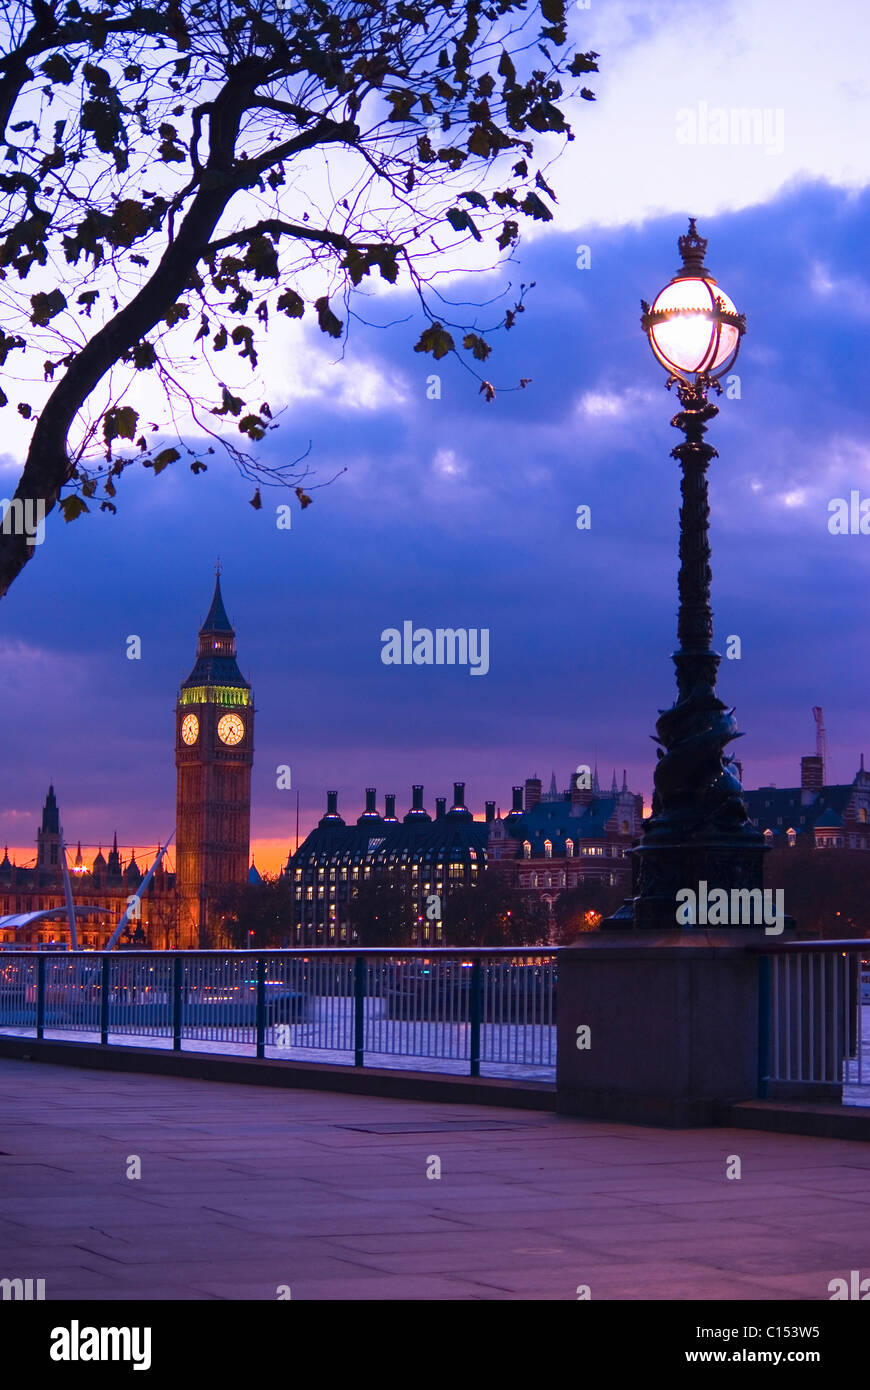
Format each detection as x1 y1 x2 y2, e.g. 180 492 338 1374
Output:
1 1057 869 1301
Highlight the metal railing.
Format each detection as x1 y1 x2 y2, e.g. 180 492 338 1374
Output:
0 949 556 1079
753 941 870 1101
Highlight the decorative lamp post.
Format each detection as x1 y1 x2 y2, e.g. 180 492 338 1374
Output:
626 219 766 930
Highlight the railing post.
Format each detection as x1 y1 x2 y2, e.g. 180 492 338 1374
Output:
757 954 770 1099
256 954 266 1059
469 957 482 1077
353 955 366 1067
100 954 110 1046
172 955 183 1052
36 954 46 1040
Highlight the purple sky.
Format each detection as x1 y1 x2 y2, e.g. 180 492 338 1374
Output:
2 3 870 873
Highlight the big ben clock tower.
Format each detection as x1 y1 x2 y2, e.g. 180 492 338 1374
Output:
175 568 254 947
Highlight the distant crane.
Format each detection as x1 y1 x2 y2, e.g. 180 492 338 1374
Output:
812 706 827 784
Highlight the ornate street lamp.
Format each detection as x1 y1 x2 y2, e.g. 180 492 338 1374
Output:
627 219 766 929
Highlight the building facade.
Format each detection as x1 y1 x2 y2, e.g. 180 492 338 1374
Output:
744 756 870 850
487 770 644 917
285 783 488 945
0 787 177 949
285 768 645 944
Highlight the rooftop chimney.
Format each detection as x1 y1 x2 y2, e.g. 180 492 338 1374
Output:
319 790 345 827
506 786 524 818
571 770 593 810
435 797 446 820
383 794 398 822
404 785 431 823
525 777 542 811
447 782 472 820
357 787 381 824
485 800 496 822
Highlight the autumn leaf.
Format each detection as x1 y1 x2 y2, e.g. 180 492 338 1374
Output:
106 199 153 248
40 54 75 85
30 289 66 326
277 289 304 318
463 333 491 361
460 190 489 210
212 385 244 417
413 323 455 359
243 234 279 281
479 380 496 402
535 169 557 201
231 324 258 366
130 341 157 370
447 206 482 241
151 447 180 474
157 122 186 162
103 405 139 443
295 487 313 509
315 296 343 338
249 488 262 509
520 191 554 221
567 50 599 76
59 496 90 522
239 413 266 441
540 0 565 24
77 290 100 316
498 50 516 83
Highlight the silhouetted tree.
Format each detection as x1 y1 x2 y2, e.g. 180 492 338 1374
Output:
346 871 412 946
551 879 624 943
767 845 870 938
218 872 293 947
0 0 599 597
443 876 546 946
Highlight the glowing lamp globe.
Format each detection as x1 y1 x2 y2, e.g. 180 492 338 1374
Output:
641 219 745 384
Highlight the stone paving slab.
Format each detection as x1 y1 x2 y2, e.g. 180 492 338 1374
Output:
1 1057 869 1301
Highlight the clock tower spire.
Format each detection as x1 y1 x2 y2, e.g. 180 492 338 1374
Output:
175 573 254 948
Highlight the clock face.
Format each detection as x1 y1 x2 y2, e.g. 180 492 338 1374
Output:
181 714 199 745
217 713 245 746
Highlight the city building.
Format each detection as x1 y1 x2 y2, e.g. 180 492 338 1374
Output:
1 575 255 949
744 755 870 850
487 769 644 916
0 786 176 948
175 570 255 947
285 768 645 944
285 783 489 945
